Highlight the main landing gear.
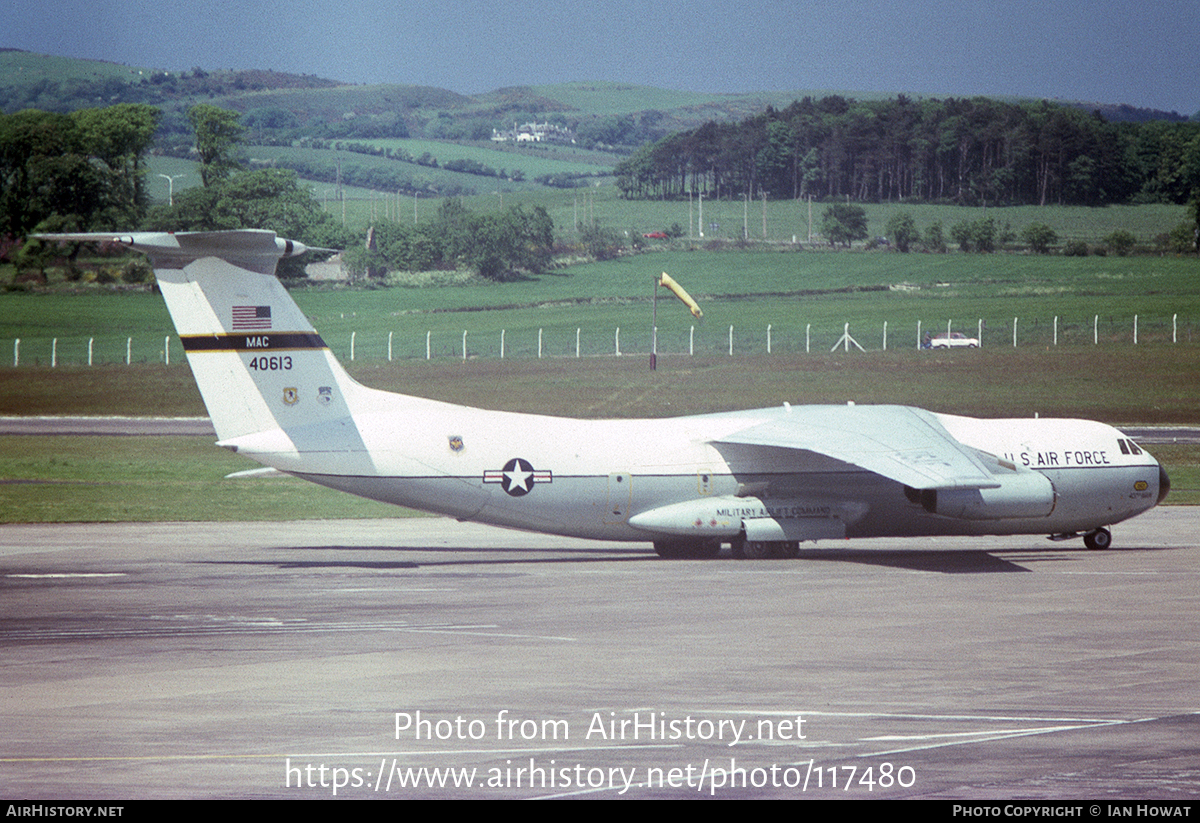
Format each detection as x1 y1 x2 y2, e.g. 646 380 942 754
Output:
651 535 801 560
730 534 799 560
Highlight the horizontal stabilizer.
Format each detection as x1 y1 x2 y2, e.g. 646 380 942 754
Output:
32 231 311 275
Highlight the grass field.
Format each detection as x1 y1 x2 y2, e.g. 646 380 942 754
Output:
0 435 417 522
339 188 1190 247
140 154 1191 246
244 144 586 196
4 347 1198 421
5 249 1197 365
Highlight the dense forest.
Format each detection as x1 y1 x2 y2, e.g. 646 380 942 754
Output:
615 96 1200 207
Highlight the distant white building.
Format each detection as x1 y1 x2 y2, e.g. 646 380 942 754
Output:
491 122 576 144
304 252 348 281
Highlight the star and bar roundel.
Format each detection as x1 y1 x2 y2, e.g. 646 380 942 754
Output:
483 458 552 497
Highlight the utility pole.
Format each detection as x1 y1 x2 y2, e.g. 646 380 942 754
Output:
157 173 185 206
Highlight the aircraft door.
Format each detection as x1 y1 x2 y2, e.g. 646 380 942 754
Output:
604 472 631 523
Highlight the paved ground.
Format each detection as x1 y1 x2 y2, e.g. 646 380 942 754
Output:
1 511 1197 799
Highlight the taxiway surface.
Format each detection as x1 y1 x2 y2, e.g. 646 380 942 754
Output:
2 513 1197 799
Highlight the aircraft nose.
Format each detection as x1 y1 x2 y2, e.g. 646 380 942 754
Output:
1158 463 1171 504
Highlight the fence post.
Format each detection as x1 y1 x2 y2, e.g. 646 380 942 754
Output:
1173 313 1178 344
728 325 733 356
806 324 811 353
883 320 888 351
767 324 772 354
350 330 356 361
1012 317 1018 348
1134 315 1138 345
689 325 694 356
1053 316 1058 346
52 338 57 367
1094 315 1098 345
501 329 506 359
388 331 393 361
576 328 580 358
126 337 131 365
977 319 983 348
164 336 170 365
462 330 468 360
538 328 543 359
615 327 620 356
426 331 431 360
88 337 93 366
13 338 18 367
916 320 921 350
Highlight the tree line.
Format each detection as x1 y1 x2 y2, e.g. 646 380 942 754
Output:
0 104 159 237
0 103 352 257
342 199 554 281
615 95 1200 207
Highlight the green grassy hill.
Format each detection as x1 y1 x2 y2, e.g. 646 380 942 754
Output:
9 50 1195 207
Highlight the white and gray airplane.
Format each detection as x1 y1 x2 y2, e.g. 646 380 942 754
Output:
37 230 1169 558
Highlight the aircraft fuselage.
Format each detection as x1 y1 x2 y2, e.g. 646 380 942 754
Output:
233 391 1164 544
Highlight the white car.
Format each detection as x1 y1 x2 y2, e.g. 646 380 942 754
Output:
929 332 979 349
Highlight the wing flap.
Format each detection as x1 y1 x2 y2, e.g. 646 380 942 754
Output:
713 405 1003 490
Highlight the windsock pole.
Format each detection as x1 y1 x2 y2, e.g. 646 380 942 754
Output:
651 275 658 370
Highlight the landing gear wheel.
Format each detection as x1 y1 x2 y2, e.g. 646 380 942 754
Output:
1083 527 1112 551
653 540 685 559
742 540 775 559
731 534 794 559
654 539 721 559
777 541 800 559
731 535 747 559
688 540 721 559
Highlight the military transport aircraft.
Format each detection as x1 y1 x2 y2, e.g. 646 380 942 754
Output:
36 231 1169 558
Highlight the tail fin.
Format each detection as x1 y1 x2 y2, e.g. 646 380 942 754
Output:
36 231 366 454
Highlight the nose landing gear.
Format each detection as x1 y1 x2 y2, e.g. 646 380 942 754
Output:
1083 527 1112 551
1049 526 1114 550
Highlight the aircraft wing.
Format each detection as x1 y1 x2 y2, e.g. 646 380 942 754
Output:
713 405 1005 490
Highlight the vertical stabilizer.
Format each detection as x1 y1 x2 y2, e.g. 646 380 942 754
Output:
39 231 366 451
152 234 366 452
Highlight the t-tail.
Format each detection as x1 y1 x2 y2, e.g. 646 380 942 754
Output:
35 230 378 466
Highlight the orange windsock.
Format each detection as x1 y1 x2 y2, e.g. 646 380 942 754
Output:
658 272 702 318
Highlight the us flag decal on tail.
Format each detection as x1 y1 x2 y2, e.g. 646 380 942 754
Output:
232 305 271 330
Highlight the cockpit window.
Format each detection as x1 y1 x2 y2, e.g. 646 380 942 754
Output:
1117 438 1142 455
